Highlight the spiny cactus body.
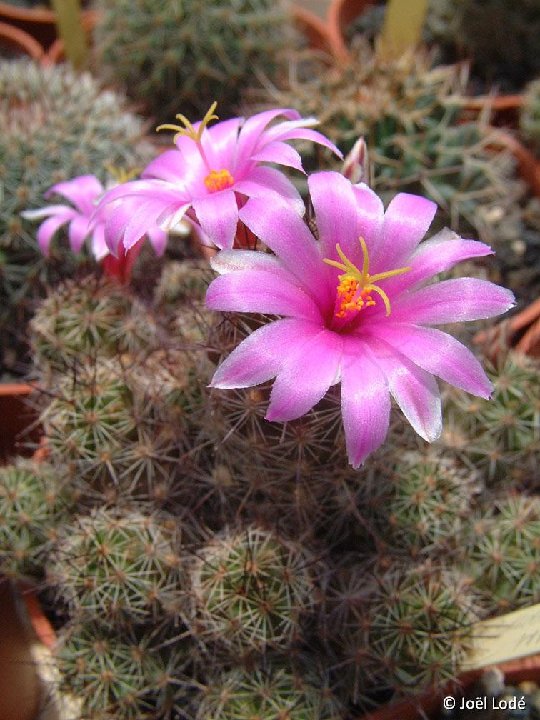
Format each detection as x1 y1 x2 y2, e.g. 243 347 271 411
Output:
0 458 68 579
0 59 152 375
190 526 316 653
51 508 185 624
93 0 295 123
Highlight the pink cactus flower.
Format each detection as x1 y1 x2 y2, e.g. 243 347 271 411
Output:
96 104 341 255
206 171 515 468
22 174 167 261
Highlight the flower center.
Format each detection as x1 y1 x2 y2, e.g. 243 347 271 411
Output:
204 168 235 193
323 237 410 320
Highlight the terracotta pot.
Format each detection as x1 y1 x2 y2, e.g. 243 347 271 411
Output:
292 4 333 55
327 0 375 63
0 17 44 59
0 1 57 48
0 577 48 720
0 383 38 462
474 297 540 360
356 656 540 720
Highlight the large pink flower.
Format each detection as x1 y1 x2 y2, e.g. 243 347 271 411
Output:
206 171 515 468
96 105 341 254
22 174 167 260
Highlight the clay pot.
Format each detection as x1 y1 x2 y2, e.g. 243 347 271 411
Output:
0 577 53 720
0 18 44 59
0 383 38 462
0 1 57 48
292 4 333 55
356 656 540 720
327 0 375 62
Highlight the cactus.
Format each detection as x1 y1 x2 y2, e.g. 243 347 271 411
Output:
0 58 152 375
190 526 316 653
56 621 195 720
30 275 158 377
50 507 185 624
442 352 540 486
263 42 523 247
0 458 68 579
326 562 478 707
521 79 540 152
93 0 296 123
468 494 540 614
198 662 343 720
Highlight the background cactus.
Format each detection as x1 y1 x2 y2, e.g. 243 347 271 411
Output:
0 58 153 377
260 43 524 254
190 526 316 653
92 0 297 124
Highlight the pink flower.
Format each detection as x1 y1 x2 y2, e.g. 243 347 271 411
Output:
22 174 167 261
96 104 341 255
206 171 515 468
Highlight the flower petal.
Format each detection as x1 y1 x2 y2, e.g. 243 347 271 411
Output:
147 226 168 256
36 212 74 255
235 166 304 215
21 204 72 221
265 328 343 421
308 171 362 262
68 214 91 253
250 141 304 173
192 190 239 250
90 224 109 260
143 149 187 182
211 318 318 389
372 193 437 270
206 268 323 322
202 117 243 169
381 228 495 296
340 341 391 468
368 336 442 442
46 175 103 214
239 197 331 307
236 108 300 163
211 249 285 275
391 278 515 325
368 323 493 398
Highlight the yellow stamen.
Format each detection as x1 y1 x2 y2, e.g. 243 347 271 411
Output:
104 164 140 183
323 236 410 317
204 168 235 193
156 101 219 143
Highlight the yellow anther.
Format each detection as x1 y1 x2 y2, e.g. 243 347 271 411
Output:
323 236 410 317
156 101 219 143
104 164 140 183
204 168 235 193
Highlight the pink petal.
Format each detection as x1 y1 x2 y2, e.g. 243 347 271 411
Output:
368 323 493 398
250 141 304 173
391 278 515 325
147 226 168 256
340 341 391 468
21 204 73 221
308 172 364 262
36 212 74 255
381 228 495 296
239 198 331 308
142 149 187 182
236 109 300 162
266 328 343 421
46 175 103 214
235 166 304 215
68 214 91 253
202 117 243 169
210 318 317 389
192 190 239 250
206 269 323 322
90 225 109 260
263 120 342 158
211 249 285 275
367 336 442 442
123 198 180 250
372 193 437 271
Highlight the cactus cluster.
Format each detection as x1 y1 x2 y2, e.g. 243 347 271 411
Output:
1 267 538 719
92 0 296 123
0 58 152 376
262 42 524 249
